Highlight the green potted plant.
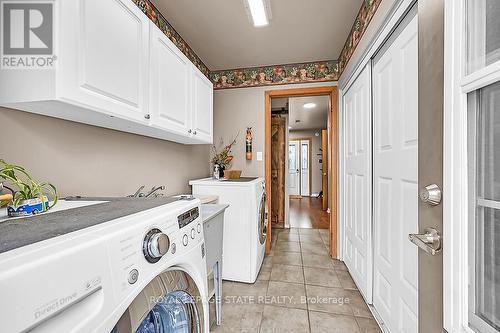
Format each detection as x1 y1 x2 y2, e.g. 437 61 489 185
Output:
210 135 237 179
0 160 58 217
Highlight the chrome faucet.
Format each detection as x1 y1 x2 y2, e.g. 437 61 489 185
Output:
145 185 166 198
128 185 145 198
128 185 166 198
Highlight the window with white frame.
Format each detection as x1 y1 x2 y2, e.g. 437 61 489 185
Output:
466 1 500 332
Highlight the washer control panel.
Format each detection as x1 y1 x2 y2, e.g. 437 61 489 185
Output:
177 207 199 229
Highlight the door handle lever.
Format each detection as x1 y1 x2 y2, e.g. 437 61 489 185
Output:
408 227 442 256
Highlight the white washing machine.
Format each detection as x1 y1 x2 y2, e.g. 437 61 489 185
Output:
0 198 209 333
189 177 267 283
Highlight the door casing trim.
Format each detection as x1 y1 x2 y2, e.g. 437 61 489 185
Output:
265 86 338 257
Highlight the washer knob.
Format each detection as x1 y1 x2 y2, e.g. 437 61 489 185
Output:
197 223 202 233
191 228 196 239
143 229 170 263
182 234 189 246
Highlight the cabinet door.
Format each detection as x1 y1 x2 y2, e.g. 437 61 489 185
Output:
149 23 191 136
191 67 213 143
58 0 149 123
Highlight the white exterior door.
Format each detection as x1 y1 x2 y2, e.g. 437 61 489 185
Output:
288 141 300 196
149 22 191 136
372 12 419 333
300 140 310 196
343 63 372 303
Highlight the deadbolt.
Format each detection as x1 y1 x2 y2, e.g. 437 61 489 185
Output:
419 184 442 206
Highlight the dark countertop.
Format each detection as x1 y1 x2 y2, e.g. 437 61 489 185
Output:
0 197 181 254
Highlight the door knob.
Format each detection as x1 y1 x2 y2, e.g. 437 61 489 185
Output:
408 227 442 255
419 184 442 205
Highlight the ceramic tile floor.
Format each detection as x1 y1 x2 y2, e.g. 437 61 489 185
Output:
211 228 382 333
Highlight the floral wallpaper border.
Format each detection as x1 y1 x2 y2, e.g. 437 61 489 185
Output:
338 0 383 75
132 0 382 89
132 0 210 77
209 60 339 90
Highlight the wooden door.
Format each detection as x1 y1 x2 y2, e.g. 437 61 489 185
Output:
321 130 328 210
271 117 286 228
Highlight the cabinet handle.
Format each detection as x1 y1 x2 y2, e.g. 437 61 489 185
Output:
193 131 197 135
144 114 150 120
188 129 192 134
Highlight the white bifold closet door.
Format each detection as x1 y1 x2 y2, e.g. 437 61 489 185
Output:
372 10 418 333
343 63 372 302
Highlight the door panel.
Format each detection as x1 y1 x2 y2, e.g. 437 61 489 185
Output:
300 141 310 196
373 11 418 333
417 1 445 332
343 64 372 302
288 141 300 196
149 24 191 135
192 68 213 143
271 117 286 228
322 130 329 210
60 0 149 122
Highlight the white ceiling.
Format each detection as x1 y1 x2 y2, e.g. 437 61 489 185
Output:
288 96 329 131
152 0 363 70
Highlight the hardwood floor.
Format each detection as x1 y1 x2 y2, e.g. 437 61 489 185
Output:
289 197 329 229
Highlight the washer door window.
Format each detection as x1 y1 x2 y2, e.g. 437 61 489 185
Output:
135 291 199 333
258 192 267 244
112 270 203 333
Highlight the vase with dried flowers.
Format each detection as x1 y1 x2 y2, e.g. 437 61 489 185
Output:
210 135 238 179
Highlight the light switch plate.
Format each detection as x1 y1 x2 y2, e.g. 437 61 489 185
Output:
256 152 263 161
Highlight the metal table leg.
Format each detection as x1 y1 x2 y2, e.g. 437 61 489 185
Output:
214 261 222 325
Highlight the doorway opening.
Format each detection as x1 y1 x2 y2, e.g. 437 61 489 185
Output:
265 87 338 257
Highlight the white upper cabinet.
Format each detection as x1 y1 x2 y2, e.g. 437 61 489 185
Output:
191 66 214 144
149 22 191 137
0 0 213 144
59 0 150 123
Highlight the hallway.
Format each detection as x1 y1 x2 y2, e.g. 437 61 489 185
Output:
212 229 380 333
289 197 330 229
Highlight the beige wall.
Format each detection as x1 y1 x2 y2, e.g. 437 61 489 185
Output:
289 129 325 195
0 107 211 197
213 81 336 178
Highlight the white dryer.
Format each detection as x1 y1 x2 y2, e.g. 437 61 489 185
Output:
0 197 209 333
189 177 267 283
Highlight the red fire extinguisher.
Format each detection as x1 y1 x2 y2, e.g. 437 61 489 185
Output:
246 127 252 160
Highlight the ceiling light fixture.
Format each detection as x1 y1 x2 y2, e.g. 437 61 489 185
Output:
288 126 292 129
244 0 271 27
303 103 316 109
